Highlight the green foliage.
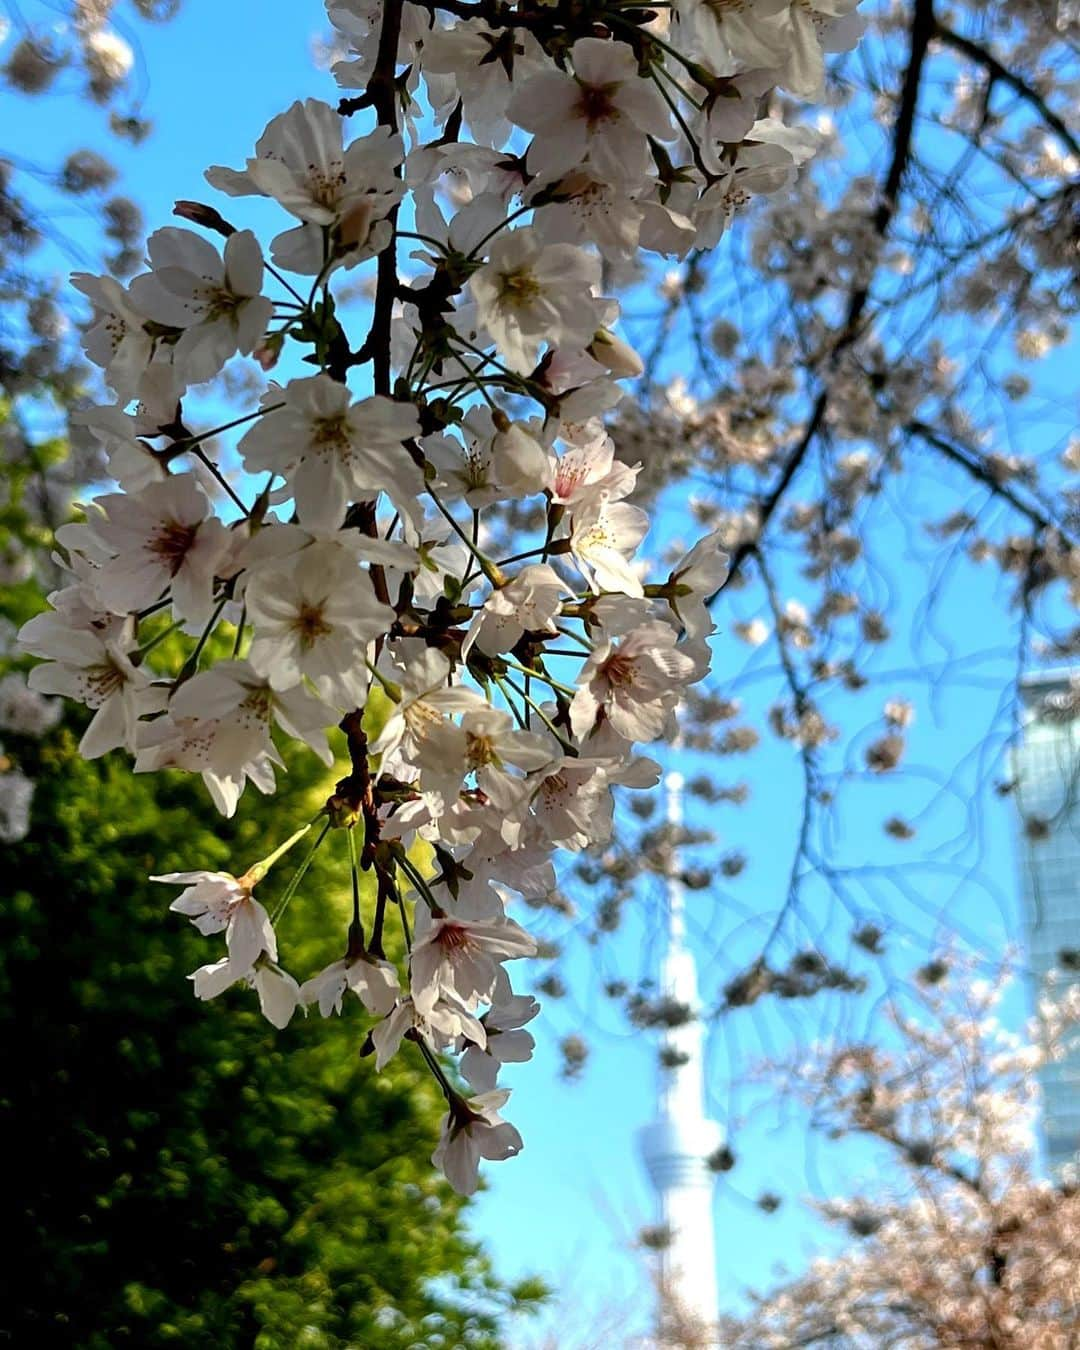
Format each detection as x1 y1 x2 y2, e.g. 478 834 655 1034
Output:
0 720 544 1347
0 393 66 602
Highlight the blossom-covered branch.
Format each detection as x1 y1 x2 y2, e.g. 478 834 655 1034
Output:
20 0 863 1192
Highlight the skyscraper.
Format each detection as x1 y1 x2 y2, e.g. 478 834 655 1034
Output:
1012 669 1080 1177
638 761 722 1344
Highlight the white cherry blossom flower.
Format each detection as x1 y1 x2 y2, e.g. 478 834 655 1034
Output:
547 432 639 507
129 228 272 384
675 0 789 76
409 907 537 1014
246 543 394 705
169 659 335 765
587 328 644 379
0 672 61 737
191 956 302 1029
694 120 818 247
570 619 702 742
26 630 156 759
393 515 474 606
423 20 547 147
432 1088 523 1195
238 374 422 531
18 572 131 657
371 990 488 1071
700 67 775 154
427 411 549 507
777 0 865 98
135 709 280 818
460 986 540 1093
153 869 276 972
73 403 167 493
405 141 524 208
469 229 605 374
463 563 566 657
328 0 431 99
491 419 550 498
462 827 558 905
666 529 729 637
423 416 503 510
371 641 487 778
301 954 401 1017
569 492 649 596
528 756 619 849
251 963 304 1028
90 475 231 628
509 37 673 186
70 272 153 398
133 660 333 816
461 706 556 810
206 101 405 272
529 169 644 260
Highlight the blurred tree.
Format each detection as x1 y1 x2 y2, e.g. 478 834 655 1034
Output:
518 960 1080 1349
0 678 544 1346
2 3 172 573
712 959 1080 1349
497 0 1080 1202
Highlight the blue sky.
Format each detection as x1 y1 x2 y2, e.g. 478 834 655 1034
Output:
6 1 1070 1340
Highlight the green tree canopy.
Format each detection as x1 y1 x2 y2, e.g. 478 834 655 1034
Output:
1 694 544 1347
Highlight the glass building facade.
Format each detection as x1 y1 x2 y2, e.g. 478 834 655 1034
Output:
1012 671 1080 1177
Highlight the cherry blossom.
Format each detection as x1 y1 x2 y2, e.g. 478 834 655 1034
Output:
245 543 394 704
70 272 153 399
90 475 231 628
569 492 650 596
128 227 272 384
237 374 422 530
469 229 605 375
423 20 547 147
570 620 703 742
431 1089 524 1196
409 909 537 1015
301 954 401 1018
154 868 276 972
371 993 487 1071
509 37 673 186
21 0 862 1195
206 100 405 272
26 629 155 759
665 530 729 639
463 563 566 657
460 986 540 1094
192 957 302 1029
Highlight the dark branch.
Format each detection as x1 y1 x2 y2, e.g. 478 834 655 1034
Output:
934 21 1080 161
907 420 1080 553
709 0 936 602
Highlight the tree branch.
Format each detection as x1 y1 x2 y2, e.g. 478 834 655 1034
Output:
709 0 936 602
934 21 1080 161
907 419 1080 553
365 0 406 396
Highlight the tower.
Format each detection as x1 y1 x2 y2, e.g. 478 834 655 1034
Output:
637 755 722 1344
1011 670 1080 1178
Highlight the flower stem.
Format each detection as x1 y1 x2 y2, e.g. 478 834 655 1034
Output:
270 818 331 923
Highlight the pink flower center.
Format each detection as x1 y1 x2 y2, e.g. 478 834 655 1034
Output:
435 921 474 952
293 603 332 648
576 82 619 129
149 518 199 575
603 650 637 688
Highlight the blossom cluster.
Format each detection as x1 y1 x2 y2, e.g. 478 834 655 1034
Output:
20 0 862 1192
0 626 62 842
720 959 1080 1348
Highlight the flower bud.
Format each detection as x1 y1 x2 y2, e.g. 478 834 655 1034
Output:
587 328 644 379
